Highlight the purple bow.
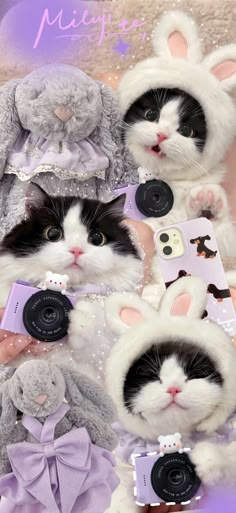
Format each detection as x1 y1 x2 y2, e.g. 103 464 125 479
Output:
7 427 92 513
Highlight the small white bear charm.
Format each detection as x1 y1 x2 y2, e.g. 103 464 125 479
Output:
138 167 156 184
40 272 69 295
158 433 183 457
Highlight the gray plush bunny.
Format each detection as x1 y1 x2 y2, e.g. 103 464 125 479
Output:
0 360 117 475
0 64 137 240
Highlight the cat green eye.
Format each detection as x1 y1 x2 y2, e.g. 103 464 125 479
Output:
88 232 107 247
44 226 63 242
178 124 195 138
144 108 159 122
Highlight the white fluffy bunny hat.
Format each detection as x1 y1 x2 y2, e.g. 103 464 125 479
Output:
118 10 236 171
105 277 236 440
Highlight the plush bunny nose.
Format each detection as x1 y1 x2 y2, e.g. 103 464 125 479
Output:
70 247 84 258
157 133 168 144
54 106 74 122
167 387 181 398
34 394 48 405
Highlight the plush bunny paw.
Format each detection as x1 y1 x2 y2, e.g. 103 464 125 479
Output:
186 184 228 222
191 442 224 487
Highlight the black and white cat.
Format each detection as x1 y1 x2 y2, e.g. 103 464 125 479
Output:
0 183 143 373
104 277 236 513
0 182 142 306
118 10 236 259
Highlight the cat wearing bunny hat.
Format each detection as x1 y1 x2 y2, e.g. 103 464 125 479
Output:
119 10 236 258
104 277 236 513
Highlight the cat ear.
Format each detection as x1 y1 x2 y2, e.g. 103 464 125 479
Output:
25 183 49 216
159 276 207 319
105 194 126 216
203 45 236 92
105 292 156 335
152 11 202 63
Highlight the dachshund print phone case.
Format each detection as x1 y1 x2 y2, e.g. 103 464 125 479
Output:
155 218 236 338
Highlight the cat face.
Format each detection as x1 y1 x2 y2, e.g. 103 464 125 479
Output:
123 341 223 436
0 184 142 293
124 88 207 180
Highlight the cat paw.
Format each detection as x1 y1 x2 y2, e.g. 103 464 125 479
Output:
68 300 98 347
105 488 138 513
186 184 228 222
191 442 224 487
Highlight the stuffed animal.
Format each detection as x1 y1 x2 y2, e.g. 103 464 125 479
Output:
104 277 236 513
118 10 236 258
0 64 137 241
0 360 119 513
158 433 183 456
0 360 117 475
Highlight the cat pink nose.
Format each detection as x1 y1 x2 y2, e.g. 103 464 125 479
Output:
54 106 74 122
70 247 84 258
167 387 181 397
34 394 48 405
157 133 168 144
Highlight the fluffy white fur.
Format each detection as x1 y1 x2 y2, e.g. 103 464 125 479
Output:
104 277 236 512
118 10 236 261
0 199 142 376
0 203 142 308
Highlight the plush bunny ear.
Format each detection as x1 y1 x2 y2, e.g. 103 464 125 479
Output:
203 45 236 92
159 276 207 319
25 182 49 216
59 366 116 423
0 79 22 178
152 11 202 63
105 292 156 335
0 382 18 442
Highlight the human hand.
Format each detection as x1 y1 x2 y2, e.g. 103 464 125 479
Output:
124 219 155 289
0 308 34 364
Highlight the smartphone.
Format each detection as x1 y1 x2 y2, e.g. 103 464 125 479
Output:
154 218 236 338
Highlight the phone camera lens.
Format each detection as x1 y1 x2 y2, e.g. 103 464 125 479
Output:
160 233 169 243
163 246 172 255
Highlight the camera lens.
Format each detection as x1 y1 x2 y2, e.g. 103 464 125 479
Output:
23 290 73 342
160 233 169 243
163 246 172 255
151 453 201 504
135 180 174 218
168 469 185 486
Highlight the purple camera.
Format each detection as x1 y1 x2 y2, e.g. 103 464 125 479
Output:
132 449 202 507
113 180 174 220
0 281 77 343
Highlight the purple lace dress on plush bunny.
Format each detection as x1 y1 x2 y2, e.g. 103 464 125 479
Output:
0 404 119 513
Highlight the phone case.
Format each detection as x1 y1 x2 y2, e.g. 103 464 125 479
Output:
155 218 236 338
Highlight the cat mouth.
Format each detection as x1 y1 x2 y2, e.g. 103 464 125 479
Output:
146 144 166 158
162 401 188 411
67 263 82 270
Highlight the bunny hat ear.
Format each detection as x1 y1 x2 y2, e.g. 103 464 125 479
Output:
203 45 236 92
58 365 116 423
159 276 207 318
0 79 21 178
0 381 18 442
152 11 202 63
105 292 157 336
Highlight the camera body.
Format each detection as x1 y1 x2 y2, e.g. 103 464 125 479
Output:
132 448 202 507
1 281 77 342
113 179 174 221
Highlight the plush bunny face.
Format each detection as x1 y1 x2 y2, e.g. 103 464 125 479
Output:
119 11 236 180
15 64 102 142
8 360 66 417
105 277 236 441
